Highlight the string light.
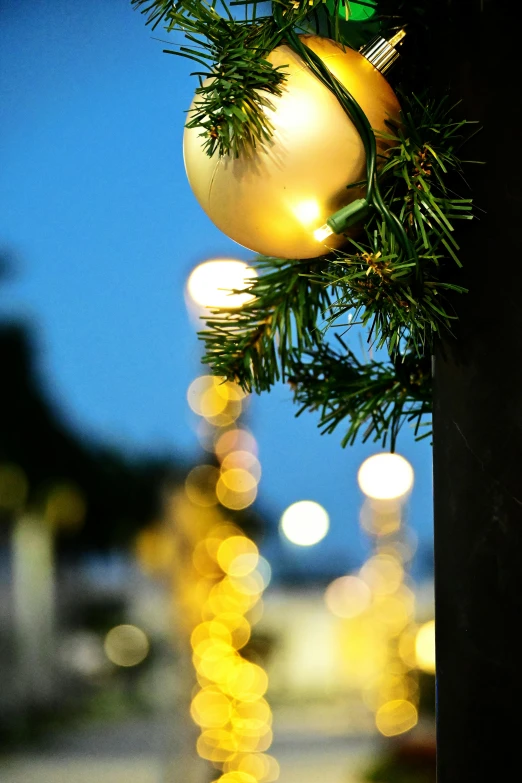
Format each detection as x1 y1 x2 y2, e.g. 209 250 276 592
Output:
190 529 277 779
174 313 278 780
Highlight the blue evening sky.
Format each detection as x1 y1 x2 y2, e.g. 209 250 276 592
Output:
0 0 433 576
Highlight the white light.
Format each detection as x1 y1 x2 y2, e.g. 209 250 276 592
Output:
186 259 257 310
280 500 329 546
324 575 372 619
357 453 414 502
313 223 333 242
293 199 321 226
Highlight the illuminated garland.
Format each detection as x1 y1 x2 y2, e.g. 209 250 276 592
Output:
324 497 420 736
136 363 278 782
183 372 278 783
190 526 279 783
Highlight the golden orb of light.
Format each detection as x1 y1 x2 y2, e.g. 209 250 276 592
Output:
415 620 436 674
186 259 257 310
183 35 401 260
280 500 329 546
357 452 414 502
104 624 149 668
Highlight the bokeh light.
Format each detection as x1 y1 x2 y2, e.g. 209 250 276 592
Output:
104 624 149 667
216 614 252 650
224 752 280 782
255 556 272 590
188 376 228 417
187 259 257 310
187 376 244 426
359 501 401 536
324 575 372 619
357 453 414 502
191 687 233 728
216 478 258 510
226 660 269 701
365 671 420 712
186 525 276 775
220 468 258 494
280 500 329 546
215 429 258 460
205 582 256 618
372 590 415 633
185 465 220 507
192 620 232 648
415 620 436 673
182 261 277 780
398 626 419 669
217 536 259 577
221 451 262 483
359 554 404 596
375 699 418 737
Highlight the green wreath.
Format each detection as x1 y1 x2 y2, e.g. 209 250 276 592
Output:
134 0 477 450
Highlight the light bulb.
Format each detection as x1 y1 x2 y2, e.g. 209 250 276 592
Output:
313 223 334 242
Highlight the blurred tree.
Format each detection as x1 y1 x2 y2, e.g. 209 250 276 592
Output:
0 320 184 549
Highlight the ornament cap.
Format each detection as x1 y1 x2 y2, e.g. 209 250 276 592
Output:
360 29 406 75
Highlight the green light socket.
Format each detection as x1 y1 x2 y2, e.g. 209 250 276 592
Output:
326 198 369 234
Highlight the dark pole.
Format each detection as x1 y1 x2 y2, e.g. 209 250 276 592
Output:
433 1 522 780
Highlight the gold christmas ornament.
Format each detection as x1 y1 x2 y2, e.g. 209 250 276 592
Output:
183 35 401 260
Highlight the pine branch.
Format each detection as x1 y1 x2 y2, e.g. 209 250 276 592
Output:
323 230 466 355
131 0 181 29
132 0 329 156
197 94 474 447
321 94 475 354
134 2 477 449
287 337 432 450
200 255 333 392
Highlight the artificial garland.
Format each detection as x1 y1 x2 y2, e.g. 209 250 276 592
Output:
134 0 476 449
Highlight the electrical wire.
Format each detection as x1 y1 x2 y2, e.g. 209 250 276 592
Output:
273 3 417 270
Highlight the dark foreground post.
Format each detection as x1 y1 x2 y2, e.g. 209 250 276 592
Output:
433 1 522 780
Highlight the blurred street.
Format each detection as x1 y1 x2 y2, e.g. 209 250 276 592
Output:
0 716 168 783
0 710 377 783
